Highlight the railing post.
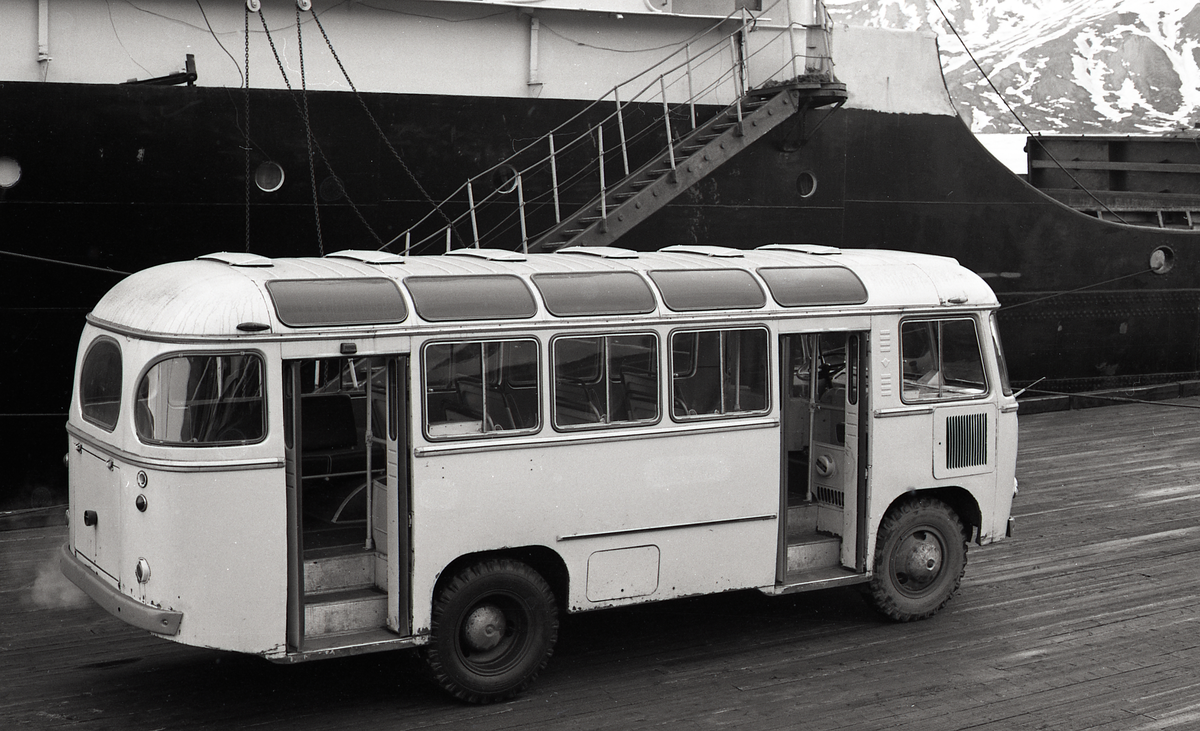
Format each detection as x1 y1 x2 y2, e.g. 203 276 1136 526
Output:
549 133 561 223
685 44 696 130
404 231 411 256
445 226 451 252
598 125 607 221
660 76 676 171
786 0 800 79
614 87 630 178
739 8 750 92
517 174 529 253
729 35 743 122
467 180 480 248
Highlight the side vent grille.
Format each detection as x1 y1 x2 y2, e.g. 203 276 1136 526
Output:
946 413 988 470
814 485 845 508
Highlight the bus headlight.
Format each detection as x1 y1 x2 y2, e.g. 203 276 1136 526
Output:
135 558 151 584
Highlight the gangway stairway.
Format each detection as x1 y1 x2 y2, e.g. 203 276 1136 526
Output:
529 81 846 253
388 3 849 257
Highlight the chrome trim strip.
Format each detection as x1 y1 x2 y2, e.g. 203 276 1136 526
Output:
414 416 779 458
67 424 284 473
873 406 934 418
558 513 776 542
59 543 183 636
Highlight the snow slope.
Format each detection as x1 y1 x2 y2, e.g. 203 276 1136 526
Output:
825 0 1200 133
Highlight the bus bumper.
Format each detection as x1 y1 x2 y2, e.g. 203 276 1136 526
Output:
59 544 183 636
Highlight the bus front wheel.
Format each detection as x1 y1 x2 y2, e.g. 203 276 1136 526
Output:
423 558 559 703
867 497 967 622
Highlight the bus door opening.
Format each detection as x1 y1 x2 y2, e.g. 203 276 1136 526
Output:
779 333 866 583
284 356 411 651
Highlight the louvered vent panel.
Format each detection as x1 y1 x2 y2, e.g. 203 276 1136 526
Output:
814 485 844 508
946 413 988 470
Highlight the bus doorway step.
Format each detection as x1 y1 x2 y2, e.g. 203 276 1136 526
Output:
304 587 387 637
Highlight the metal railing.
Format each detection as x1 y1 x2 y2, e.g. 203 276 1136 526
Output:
382 0 837 256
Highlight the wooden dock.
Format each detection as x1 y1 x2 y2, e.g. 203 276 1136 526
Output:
3 399 1200 730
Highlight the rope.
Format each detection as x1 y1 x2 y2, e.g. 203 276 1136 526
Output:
243 6 252 252
928 0 1129 225
1019 387 1200 410
306 7 458 246
296 5 324 256
0 250 130 276
999 268 1153 312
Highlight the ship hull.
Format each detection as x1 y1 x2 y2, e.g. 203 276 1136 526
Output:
3 29 1198 508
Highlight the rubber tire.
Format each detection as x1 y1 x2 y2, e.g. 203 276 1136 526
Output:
423 558 558 704
866 497 967 622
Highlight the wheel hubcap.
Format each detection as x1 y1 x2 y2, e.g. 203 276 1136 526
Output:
893 529 943 593
462 604 506 653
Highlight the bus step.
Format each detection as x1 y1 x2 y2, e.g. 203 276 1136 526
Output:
785 533 841 575
305 587 387 636
304 550 376 593
786 502 819 537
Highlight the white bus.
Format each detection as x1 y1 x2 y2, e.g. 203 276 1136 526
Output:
61 244 1017 703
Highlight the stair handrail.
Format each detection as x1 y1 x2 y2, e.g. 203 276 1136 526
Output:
384 0 838 255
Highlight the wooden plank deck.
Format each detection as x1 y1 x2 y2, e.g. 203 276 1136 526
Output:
3 399 1200 730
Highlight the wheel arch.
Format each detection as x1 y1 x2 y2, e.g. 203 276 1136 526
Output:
888 486 981 542
433 545 571 614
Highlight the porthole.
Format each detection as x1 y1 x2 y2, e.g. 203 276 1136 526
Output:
492 164 519 194
796 171 817 199
1150 246 1175 275
254 161 285 193
319 175 345 201
0 157 21 188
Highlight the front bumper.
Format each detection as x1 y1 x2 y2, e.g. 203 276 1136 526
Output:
59 543 183 636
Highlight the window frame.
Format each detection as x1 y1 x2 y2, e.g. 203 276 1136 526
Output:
421 337 543 441
79 336 123 433
134 350 268 447
668 325 771 422
899 316 990 404
549 331 661 432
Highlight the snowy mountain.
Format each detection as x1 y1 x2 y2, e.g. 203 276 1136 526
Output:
825 0 1200 134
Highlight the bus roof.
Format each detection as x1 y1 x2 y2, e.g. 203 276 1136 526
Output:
88 245 998 338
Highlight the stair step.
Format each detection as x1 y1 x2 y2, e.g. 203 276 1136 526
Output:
304 550 375 594
305 587 387 637
786 532 841 575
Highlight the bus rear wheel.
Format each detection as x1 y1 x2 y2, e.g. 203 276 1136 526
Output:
423 558 558 704
867 497 967 622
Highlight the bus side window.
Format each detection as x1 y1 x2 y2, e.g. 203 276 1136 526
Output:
552 334 658 428
901 319 988 402
424 339 540 438
136 353 265 445
671 328 768 418
80 337 122 432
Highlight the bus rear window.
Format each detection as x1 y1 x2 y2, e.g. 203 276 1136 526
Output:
80 338 122 431
136 354 265 445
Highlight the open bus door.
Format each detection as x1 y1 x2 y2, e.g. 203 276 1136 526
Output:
779 332 868 584
285 356 411 653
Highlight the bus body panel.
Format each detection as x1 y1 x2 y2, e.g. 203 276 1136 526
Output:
67 330 291 656
408 423 780 629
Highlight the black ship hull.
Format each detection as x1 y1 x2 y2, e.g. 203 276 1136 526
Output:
3 79 1195 508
